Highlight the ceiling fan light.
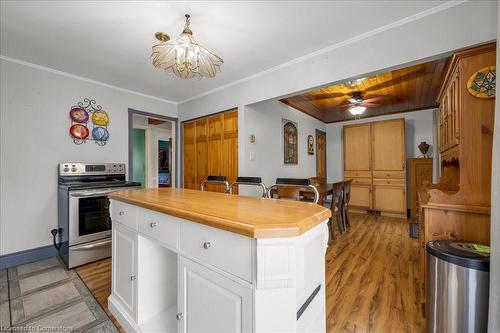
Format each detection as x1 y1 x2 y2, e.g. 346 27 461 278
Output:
349 105 366 115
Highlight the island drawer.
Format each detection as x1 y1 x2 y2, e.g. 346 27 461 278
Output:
180 221 253 282
112 201 137 230
138 208 179 251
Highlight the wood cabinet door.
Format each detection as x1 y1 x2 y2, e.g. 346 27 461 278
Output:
183 121 197 190
195 119 208 190
350 183 372 209
373 185 406 213
112 223 137 319
449 68 460 148
207 114 224 192
316 130 327 178
344 124 371 171
371 119 405 171
222 110 239 193
178 256 252 333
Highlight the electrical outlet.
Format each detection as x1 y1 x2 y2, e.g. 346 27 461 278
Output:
48 226 57 240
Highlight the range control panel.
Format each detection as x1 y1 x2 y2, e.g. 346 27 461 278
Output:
59 163 126 176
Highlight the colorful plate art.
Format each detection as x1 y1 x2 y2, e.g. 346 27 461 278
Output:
69 124 90 139
467 66 496 98
92 110 109 126
69 107 89 123
92 126 110 141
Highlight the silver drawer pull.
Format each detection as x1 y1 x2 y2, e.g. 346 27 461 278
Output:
119 211 124 216
176 313 183 320
130 275 136 281
203 242 212 249
150 222 158 228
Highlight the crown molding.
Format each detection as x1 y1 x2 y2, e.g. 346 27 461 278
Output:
0 55 178 105
177 0 467 105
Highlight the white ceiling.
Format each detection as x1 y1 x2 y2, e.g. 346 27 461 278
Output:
1 1 447 103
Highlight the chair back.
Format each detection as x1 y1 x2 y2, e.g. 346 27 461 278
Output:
343 179 353 206
267 178 320 203
200 175 230 192
331 181 345 212
226 177 268 197
309 177 326 187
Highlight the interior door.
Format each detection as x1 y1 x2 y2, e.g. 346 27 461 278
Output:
207 114 224 192
183 121 197 190
316 130 327 178
112 223 137 318
222 110 239 194
343 124 371 171
195 119 208 191
178 256 252 333
371 119 405 172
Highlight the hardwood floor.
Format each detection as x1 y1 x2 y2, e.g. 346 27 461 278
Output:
76 213 424 333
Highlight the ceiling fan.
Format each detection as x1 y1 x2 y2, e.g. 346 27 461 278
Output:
336 91 394 116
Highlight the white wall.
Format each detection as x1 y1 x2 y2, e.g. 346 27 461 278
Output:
0 59 177 255
238 101 325 195
178 1 497 121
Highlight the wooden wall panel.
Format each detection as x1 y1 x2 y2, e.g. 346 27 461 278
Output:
195 119 208 190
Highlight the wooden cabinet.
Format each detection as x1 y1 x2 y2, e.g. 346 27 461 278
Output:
183 110 238 191
343 119 406 216
418 42 496 315
408 158 433 219
178 256 253 333
112 222 137 319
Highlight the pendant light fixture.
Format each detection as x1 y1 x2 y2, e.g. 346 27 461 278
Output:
151 14 223 79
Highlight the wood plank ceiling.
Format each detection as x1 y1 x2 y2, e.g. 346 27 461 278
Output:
279 57 449 123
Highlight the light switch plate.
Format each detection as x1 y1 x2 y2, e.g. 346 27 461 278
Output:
249 151 255 161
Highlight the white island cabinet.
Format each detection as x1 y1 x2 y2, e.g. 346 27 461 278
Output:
108 188 331 333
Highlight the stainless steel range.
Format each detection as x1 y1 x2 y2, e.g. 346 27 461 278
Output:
57 162 141 268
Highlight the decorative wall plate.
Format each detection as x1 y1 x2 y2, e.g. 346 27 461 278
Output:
467 66 496 98
91 110 109 126
92 126 110 141
70 124 90 139
69 107 89 123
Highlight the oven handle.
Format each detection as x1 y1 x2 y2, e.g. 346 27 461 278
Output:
70 190 117 198
71 239 111 250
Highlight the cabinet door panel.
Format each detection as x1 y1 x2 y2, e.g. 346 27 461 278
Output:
373 185 406 213
195 119 208 190
178 256 252 333
350 184 372 209
183 121 197 190
222 110 239 193
112 223 137 318
343 124 371 171
372 119 405 171
207 115 224 192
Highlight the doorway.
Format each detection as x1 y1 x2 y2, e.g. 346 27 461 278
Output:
316 129 327 178
129 109 178 188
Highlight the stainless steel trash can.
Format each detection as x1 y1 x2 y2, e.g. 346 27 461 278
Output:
426 240 490 333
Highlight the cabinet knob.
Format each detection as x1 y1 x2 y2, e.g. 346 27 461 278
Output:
203 242 212 249
176 313 183 320
130 275 136 281
119 211 124 216
150 222 158 228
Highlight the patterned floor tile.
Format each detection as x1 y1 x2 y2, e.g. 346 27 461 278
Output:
0 270 6 284
83 320 119 333
8 257 63 280
0 283 7 303
10 279 89 324
9 267 79 299
0 301 10 329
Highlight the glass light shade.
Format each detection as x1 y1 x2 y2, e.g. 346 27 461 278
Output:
152 30 223 79
349 105 366 115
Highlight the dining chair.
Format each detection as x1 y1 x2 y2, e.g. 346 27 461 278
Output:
226 176 268 197
305 177 327 202
267 178 320 203
200 175 230 192
326 181 345 241
342 179 353 230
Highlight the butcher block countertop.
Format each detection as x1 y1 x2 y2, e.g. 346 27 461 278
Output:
109 188 331 238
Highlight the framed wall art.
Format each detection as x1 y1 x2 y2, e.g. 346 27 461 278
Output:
282 119 298 164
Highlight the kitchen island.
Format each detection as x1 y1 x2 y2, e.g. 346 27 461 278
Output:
108 188 331 333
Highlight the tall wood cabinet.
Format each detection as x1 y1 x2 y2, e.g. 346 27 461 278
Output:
183 110 238 191
408 158 433 219
417 43 495 314
343 118 406 217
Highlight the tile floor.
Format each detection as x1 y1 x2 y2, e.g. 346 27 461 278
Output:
0 257 118 333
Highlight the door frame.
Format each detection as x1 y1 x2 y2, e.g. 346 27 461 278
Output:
128 108 179 188
315 129 327 178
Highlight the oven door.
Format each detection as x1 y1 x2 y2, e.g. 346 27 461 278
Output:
68 188 118 245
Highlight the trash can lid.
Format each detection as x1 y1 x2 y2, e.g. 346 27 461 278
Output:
426 240 490 272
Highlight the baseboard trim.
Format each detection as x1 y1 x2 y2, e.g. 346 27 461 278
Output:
108 295 138 332
0 244 59 269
